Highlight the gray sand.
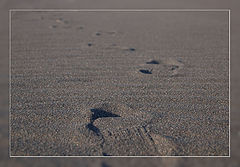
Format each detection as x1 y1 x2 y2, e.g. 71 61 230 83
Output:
1 0 240 166
10 11 229 156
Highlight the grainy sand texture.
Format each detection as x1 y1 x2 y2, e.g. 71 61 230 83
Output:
10 11 229 156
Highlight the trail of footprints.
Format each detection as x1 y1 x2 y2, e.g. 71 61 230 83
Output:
74 102 180 156
47 16 185 78
46 16 184 155
46 16 137 51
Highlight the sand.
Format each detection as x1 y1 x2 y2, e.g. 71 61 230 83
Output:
10 11 229 156
1 0 240 166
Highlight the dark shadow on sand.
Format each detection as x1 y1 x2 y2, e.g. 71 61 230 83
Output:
139 69 152 74
90 108 120 122
86 123 101 136
86 109 121 136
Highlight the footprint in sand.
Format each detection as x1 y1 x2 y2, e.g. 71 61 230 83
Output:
49 25 58 29
132 57 184 77
51 18 71 29
139 69 153 74
55 18 69 25
93 31 119 37
74 102 180 156
103 43 137 53
146 60 160 64
86 108 120 136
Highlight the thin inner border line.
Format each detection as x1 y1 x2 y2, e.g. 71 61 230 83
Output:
9 9 231 158
10 9 230 12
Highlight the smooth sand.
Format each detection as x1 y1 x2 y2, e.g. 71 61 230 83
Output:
10 11 229 156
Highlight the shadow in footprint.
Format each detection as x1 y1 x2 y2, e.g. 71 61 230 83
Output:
146 60 159 64
123 47 136 52
86 123 101 136
128 48 136 51
90 108 120 122
139 69 152 74
86 108 121 135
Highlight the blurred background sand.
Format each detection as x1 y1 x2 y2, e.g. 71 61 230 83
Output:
1 0 239 166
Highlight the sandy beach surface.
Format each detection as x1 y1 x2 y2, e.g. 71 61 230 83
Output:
0 0 240 166
10 11 229 156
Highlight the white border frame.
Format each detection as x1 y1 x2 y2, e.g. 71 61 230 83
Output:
9 9 231 158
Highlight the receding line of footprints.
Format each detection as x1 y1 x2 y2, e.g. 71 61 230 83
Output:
47 16 184 78
47 16 137 52
43 15 184 156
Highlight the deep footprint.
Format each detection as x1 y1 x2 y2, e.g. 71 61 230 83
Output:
86 108 121 136
77 102 180 155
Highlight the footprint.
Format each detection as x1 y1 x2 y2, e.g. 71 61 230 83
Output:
55 18 69 25
131 57 184 77
75 102 180 156
100 125 180 156
103 44 136 53
93 30 118 37
52 18 71 29
146 60 159 64
86 108 121 136
33 102 181 155
123 47 136 52
139 69 152 74
56 18 64 23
